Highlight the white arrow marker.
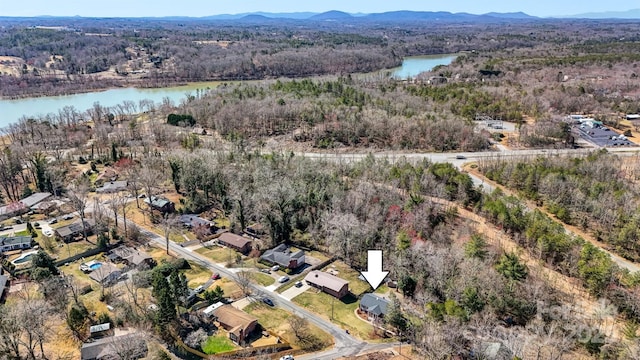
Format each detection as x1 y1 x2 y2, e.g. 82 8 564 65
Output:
361 250 389 290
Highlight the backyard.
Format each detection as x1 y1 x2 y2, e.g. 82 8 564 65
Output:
201 334 237 354
293 290 375 340
244 302 333 349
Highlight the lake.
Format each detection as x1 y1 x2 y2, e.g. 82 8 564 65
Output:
0 54 456 127
391 54 457 79
0 82 223 127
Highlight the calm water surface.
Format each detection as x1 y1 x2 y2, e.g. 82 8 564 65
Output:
0 54 456 126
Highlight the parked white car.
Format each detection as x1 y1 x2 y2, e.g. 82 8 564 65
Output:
278 275 290 283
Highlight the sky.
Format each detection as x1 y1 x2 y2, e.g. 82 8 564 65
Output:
0 0 635 18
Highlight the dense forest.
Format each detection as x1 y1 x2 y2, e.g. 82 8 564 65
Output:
480 151 640 261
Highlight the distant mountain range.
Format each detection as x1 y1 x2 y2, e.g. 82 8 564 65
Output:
4 9 640 22
196 10 539 22
565 8 640 19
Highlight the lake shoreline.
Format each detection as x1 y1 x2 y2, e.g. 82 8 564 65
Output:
0 54 457 126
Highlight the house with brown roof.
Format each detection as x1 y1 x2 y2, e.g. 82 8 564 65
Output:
304 270 349 299
213 305 259 345
217 233 252 254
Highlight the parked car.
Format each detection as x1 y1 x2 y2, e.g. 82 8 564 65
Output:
260 269 271 274
62 214 74 220
211 273 221 280
194 285 205 294
33 222 41 229
43 229 54 237
278 275 290 283
280 355 294 360
270 265 280 272
262 297 274 306
294 281 303 288
48 218 58 225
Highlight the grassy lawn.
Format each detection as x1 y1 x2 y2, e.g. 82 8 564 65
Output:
201 334 237 354
307 250 331 262
183 261 212 288
293 290 375 340
250 272 275 286
146 245 174 263
217 278 243 300
195 246 239 265
322 261 370 296
245 302 333 349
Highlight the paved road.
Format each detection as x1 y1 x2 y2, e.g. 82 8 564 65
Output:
114 217 372 359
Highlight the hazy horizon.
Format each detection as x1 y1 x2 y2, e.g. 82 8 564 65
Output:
0 0 636 18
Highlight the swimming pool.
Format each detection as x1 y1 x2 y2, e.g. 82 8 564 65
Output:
80 259 103 272
12 251 37 265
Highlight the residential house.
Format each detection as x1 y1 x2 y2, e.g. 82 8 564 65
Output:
81 333 148 360
217 233 252 254
88 263 122 285
107 246 155 269
260 244 305 270
96 181 128 193
144 196 175 213
213 305 259 345
304 270 349 299
0 274 7 301
179 214 218 236
0 236 32 254
20 192 52 208
55 218 96 243
359 294 390 321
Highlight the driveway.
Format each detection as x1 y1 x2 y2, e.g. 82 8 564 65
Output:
231 296 253 311
279 282 311 301
0 223 27 237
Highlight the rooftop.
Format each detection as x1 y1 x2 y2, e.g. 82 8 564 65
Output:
360 293 390 316
109 246 152 266
88 263 121 283
81 333 147 360
144 196 172 208
0 235 32 247
96 181 128 193
213 304 258 333
304 270 349 293
218 233 252 248
20 192 52 208
260 244 305 267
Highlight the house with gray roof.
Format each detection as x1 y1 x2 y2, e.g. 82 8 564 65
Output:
88 263 122 285
81 333 147 360
96 181 128 193
144 196 175 213
359 293 390 320
0 236 33 254
107 246 154 269
55 218 96 242
260 244 305 270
